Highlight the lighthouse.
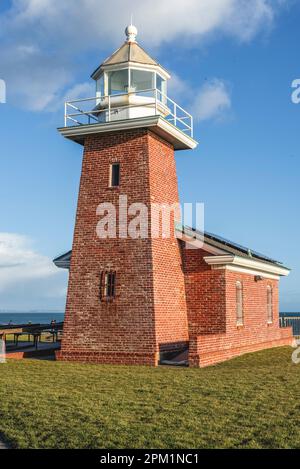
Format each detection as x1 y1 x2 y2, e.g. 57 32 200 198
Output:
56 25 197 366
54 25 293 368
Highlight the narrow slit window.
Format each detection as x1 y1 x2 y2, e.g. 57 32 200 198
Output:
100 271 116 301
267 286 273 323
110 163 120 187
236 281 244 326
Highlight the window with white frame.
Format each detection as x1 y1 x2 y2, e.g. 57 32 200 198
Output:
130 69 154 92
96 76 104 97
107 69 129 95
156 74 167 95
267 286 273 323
236 281 244 326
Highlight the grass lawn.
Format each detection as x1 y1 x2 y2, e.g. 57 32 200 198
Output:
0 347 299 449
5 333 56 343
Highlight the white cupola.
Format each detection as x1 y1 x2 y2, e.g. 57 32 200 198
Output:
60 25 197 151
90 24 170 122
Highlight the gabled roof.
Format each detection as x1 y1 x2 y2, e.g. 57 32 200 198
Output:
53 227 289 273
53 250 72 269
180 226 284 268
91 41 170 79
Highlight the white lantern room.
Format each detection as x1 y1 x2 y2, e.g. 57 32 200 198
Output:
91 25 170 122
60 25 197 151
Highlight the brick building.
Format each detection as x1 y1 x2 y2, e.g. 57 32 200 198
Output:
54 25 293 367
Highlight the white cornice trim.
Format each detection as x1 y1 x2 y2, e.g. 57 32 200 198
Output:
94 62 171 80
204 254 290 277
176 231 227 255
58 116 198 151
53 260 70 270
220 265 279 280
201 242 227 256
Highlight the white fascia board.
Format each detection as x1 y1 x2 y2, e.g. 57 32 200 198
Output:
176 232 227 254
175 226 227 254
223 265 280 280
204 254 290 278
53 260 70 270
58 116 198 151
201 243 227 256
99 62 171 80
157 117 198 150
177 237 205 250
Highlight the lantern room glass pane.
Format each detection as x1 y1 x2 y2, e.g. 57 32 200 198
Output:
156 74 167 95
156 74 167 104
108 69 129 95
96 76 104 97
130 70 154 92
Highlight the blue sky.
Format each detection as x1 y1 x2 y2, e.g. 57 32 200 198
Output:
0 0 299 311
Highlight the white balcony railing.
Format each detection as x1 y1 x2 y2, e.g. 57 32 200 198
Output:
64 88 193 138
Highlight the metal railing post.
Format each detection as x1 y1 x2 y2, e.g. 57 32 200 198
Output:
108 95 111 122
64 102 67 127
63 89 194 135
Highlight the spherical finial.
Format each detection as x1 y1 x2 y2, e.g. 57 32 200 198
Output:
125 24 138 43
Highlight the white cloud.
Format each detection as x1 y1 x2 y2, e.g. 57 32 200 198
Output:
0 233 67 309
192 79 232 121
0 233 56 290
169 74 231 121
168 74 192 99
0 0 290 111
0 43 71 111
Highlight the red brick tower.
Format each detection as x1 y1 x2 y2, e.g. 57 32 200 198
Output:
56 25 198 365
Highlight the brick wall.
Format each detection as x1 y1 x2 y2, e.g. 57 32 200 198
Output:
183 248 293 367
58 127 292 368
148 133 189 353
58 129 188 365
182 247 226 336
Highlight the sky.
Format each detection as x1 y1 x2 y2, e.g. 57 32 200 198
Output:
0 0 299 312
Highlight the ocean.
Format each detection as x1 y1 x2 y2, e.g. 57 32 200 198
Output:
0 312 64 326
0 312 297 327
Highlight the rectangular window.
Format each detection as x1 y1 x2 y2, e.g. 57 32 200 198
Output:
108 69 129 95
96 76 104 97
156 74 167 96
130 69 154 92
100 271 116 301
110 163 120 187
267 286 273 323
236 282 244 326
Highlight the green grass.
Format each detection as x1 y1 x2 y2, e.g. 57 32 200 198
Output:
0 347 299 449
5 333 56 344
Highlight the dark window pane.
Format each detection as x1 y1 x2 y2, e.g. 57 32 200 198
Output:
111 273 116 298
111 164 120 187
100 271 116 300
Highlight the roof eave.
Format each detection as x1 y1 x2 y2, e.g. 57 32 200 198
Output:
53 251 72 270
175 224 290 272
58 115 198 151
91 62 171 81
204 254 290 278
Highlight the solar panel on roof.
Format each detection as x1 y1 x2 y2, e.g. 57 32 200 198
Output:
204 231 281 265
180 225 281 264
